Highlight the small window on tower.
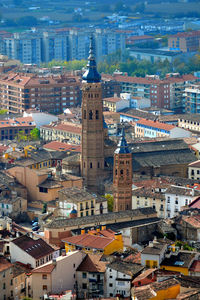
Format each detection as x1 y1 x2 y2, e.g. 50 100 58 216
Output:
83 162 85 168
115 169 117 175
90 162 93 168
84 110 86 119
127 169 129 176
89 110 93 120
120 169 123 175
97 162 100 168
96 110 99 120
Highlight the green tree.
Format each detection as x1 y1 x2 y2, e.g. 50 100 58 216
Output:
105 194 114 212
0 109 8 115
30 128 40 140
16 130 28 142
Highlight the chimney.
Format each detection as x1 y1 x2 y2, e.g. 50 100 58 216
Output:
114 232 122 243
81 228 85 235
101 224 106 231
149 241 154 247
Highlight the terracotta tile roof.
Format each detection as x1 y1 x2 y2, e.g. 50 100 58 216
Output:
0 116 35 128
136 118 174 131
12 235 54 259
189 197 200 209
0 257 13 272
103 97 122 103
76 254 107 273
32 264 55 273
189 260 200 273
132 269 156 283
13 261 32 277
170 30 200 38
43 123 81 134
182 215 200 229
43 141 81 152
62 234 113 250
124 252 141 264
188 160 200 168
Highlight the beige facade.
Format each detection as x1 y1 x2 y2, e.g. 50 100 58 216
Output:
40 122 81 144
58 187 107 218
0 195 27 218
188 161 200 180
0 257 14 300
7 166 83 202
30 251 85 300
103 97 129 112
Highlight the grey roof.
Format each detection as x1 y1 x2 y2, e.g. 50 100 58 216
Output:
45 207 156 229
161 251 196 268
142 242 167 255
179 114 200 123
166 185 200 196
130 48 182 57
107 261 144 276
58 187 105 203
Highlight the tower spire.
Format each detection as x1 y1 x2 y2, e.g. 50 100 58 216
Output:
82 35 101 83
115 128 130 154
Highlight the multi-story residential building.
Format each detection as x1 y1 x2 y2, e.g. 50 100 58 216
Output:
141 240 168 268
94 29 126 62
132 184 167 218
0 195 27 218
135 118 191 139
0 116 35 140
0 257 14 300
168 30 200 52
103 96 129 112
112 73 198 111
10 235 54 269
4 32 42 65
30 251 85 300
185 85 200 114
165 185 200 218
76 254 107 299
188 160 200 180
0 73 81 114
58 187 107 218
40 122 81 144
105 261 143 298
42 31 70 62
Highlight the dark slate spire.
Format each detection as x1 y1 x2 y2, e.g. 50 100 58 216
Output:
82 35 101 83
115 128 130 154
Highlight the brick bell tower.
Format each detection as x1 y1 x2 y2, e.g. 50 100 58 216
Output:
113 129 132 212
81 36 104 193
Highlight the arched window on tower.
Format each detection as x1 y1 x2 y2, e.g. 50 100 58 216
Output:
120 169 123 175
84 110 86 119
89 110 93 120
90 162 93 168
115 169 117 175
127 169 129 176
97 162 100 168
96 110 99 120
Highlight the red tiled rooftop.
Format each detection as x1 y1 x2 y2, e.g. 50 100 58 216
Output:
170 30 200 38
43 123 81 134
0 257 13 272
32 264 55 273
62 234 113 250
103 97 122 103
77 254 107 273
136 118 174 131
188 160 200 168
0 117 35 128
183 215 200 229
189 260 200 273
43 141 81 152
189 196 200 209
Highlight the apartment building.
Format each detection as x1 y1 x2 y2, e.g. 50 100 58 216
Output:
0 73 81 114
4 32 42 65
168 30 200 52
0 116 35 140
188 160 200 180
113 73 198 111
135 119 191 139
0 257 14 300
184 85 200 114
40 122 81 144
103 96 129 112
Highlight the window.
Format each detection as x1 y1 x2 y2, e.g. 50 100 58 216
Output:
39 187 48 193
89 110 93 120
109 283 113 287
43 285 47 290
84 110 86 119
73 263 76 268
42 274 47 279
10 279 13 286
96 110 99 120
82 272 87 278
82 283 87 289
90 162 92 169
3 283 6 289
